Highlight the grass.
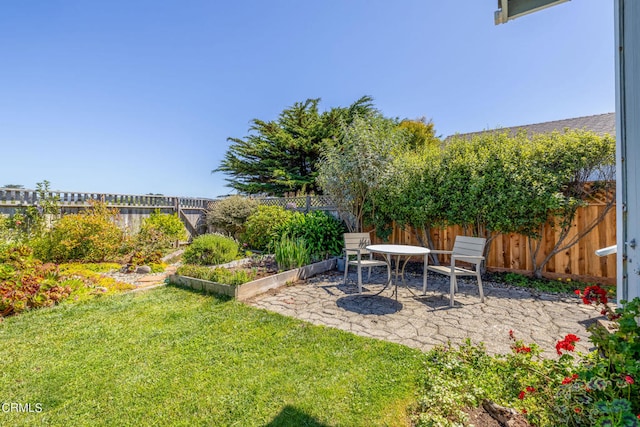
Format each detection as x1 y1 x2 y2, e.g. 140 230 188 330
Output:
0 286 427 427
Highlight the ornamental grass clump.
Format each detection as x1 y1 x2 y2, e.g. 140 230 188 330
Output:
274 235 310 271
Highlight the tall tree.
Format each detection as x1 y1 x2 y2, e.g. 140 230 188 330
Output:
317 114 408 232
215 96 375 196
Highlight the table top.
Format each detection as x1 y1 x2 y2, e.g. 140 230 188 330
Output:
366 244 430 256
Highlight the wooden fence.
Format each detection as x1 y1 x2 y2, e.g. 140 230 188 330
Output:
371 203 616 284
0 189 617 282
0 188 214 237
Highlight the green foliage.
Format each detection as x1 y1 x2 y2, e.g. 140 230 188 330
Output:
495 271 603 294
279 211 345 260
397 117 441 151
318 114 409 232
0 256 72 317
0 207 46 243
206 195 258 238
182 234 239 266
411 291 640 427
242 205 294 251
33 202 124 263
35 180 61 216
372 142 443 244
176 264 256 286
137 210 187 250
215 96 376 195
274 235 311 271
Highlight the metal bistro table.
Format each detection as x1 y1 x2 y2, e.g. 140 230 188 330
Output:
365 244 430 300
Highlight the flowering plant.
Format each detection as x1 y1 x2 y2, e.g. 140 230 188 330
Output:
513 286 640 426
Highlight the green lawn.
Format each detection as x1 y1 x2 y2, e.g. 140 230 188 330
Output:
0 286 427 426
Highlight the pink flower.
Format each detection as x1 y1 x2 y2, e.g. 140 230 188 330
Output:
625 375 635 385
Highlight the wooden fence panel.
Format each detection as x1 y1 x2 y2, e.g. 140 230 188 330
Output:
368 204 616 284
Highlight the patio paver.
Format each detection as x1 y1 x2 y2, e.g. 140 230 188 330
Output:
245 269 601 358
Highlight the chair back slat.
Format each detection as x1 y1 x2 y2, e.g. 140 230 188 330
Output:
452 236 486 264
344 232 372 254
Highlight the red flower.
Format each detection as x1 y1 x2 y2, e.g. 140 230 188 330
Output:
522 409 528 414
574 289 581 295
625 375 635 385
577 285 608 305
556 334 580 355
526 386 536 393
574 408 582 413
518 391 526 400
513 345 531 354
562 374 579 384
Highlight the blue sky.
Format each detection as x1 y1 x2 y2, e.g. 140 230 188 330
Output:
0 0 614 199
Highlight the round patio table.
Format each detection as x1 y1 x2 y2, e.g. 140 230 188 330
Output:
365 244 430 300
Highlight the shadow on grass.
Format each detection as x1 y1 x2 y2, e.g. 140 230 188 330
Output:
263 405 329 427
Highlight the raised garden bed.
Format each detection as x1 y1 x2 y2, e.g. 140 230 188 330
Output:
168 257 336 300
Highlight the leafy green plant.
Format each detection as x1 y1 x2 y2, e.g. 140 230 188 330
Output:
182 234 239 266
176 264 256 286
317 114 409 232
0 246 71 317
274 235 310 271
136 210 187 250
206 195 258 239
279 211 345 260
495 271 605 294
33 201 124 263
242 205 294 251
411 287 640 427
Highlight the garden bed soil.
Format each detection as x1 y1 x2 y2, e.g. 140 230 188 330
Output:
225 256 279 280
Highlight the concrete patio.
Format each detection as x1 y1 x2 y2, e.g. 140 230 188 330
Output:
246 268 602 359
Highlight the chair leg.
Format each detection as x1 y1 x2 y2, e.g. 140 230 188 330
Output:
422 254 428 295
477 271 485 303
343 260 349 285
367 266 372 282
449 275 456 307
422 271 428 295
357 263 363 294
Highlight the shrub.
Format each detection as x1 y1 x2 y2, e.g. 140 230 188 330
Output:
242 205 294 251
137 210 187 250
274 236 310 271
182 234 239 266
176 264 256 286
0 246 71 317
279 211 345 260
206 195 258 239
33 202 123 263
412 287 640 427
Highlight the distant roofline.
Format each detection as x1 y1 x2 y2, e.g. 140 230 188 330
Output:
447 112 616 140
